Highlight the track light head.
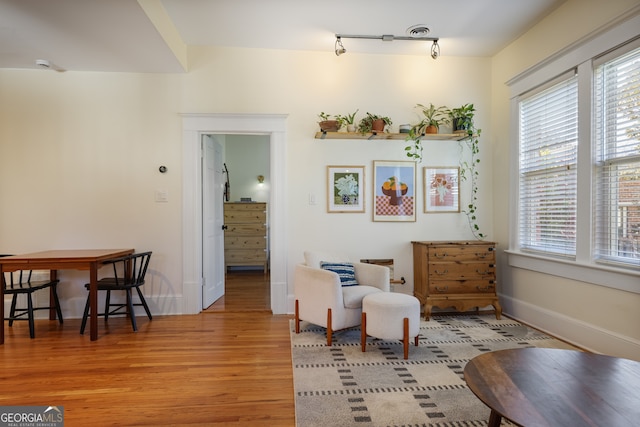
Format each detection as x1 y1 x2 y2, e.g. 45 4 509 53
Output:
335 37 346 56
430 40 440 59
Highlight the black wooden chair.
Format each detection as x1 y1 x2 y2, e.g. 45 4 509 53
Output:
0 254 64 338
80 251 153 334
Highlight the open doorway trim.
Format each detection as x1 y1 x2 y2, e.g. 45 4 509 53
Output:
181 113 288 314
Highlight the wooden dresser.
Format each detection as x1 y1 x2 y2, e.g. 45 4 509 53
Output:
224 202 268 273
411 241 501 320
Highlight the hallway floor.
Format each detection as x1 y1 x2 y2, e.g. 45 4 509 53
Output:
205 269 271 313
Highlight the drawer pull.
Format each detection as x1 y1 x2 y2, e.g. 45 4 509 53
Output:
435 286 449 293
476 285 494 292
433 253 447 259
476 269 492 275
434 269 449 275
475 253 489 258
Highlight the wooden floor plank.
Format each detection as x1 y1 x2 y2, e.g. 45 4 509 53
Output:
206 269 271 312
0 271 295 426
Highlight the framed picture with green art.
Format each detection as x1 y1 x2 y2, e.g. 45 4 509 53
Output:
327 165 365 213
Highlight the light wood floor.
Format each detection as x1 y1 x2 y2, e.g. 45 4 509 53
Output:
207 269 272 312
0 271 296 426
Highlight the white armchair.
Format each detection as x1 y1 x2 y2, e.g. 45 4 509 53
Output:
294 252 390 345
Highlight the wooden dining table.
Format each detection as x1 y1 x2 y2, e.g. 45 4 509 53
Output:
0 249 134 342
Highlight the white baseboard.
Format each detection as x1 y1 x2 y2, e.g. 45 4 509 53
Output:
269 280 287 314
500 294 640 361
181 280 201 314
5 294 185 320
286 293 296 315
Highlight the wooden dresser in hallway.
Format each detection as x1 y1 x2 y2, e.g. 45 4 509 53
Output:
224 202 268 273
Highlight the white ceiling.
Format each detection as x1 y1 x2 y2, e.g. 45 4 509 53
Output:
0 0 566 73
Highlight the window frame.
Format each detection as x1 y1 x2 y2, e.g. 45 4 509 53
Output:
517 71 579 258
593 43 640 268
507 13 640 295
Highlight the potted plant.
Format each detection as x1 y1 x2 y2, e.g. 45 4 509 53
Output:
337 109 359 133
412 103 449 134
357 112 392 134
450 103 476 134
404 103 449 162
318 112 341 132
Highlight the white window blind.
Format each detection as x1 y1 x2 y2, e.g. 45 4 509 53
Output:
518 74 578 256
594 45 640 268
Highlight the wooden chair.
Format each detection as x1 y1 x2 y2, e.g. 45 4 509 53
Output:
0 254 63 338
80 251 153 334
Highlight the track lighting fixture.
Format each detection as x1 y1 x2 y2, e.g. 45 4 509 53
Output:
334 26 441 59
335 37 346 56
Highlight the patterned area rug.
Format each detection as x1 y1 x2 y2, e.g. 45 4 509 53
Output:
291 314 578 427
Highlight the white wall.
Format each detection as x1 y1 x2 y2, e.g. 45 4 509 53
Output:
491 0 640 360
0 71 184 317
224 134 270 203
1 0 638 359
180 48 494 308
0 50 491 319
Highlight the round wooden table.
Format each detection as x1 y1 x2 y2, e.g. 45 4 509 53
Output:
464 348 640 426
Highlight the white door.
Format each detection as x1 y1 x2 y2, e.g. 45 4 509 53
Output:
202 135 225 308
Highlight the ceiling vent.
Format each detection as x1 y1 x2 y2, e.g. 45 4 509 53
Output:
406 25 431 38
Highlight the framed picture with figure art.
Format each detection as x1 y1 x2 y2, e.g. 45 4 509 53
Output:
373 160 416 222
424 166 460 213
327 165 365 213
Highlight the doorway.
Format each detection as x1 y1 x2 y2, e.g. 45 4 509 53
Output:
181 113 288 316
204 133 271 312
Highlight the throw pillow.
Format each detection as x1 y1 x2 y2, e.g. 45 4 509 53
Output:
320 261 359 287
304 251 350 269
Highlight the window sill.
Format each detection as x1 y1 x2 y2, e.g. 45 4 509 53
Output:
505 250 640 295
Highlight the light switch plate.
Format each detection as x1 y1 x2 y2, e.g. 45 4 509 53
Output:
155 190 169 202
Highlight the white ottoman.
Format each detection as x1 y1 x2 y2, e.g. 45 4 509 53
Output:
361 292 421 359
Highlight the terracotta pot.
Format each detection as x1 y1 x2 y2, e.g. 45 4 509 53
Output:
319 120 339 132
371 119 385 132
425 124 438 134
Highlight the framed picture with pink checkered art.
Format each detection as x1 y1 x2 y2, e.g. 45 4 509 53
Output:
373 160 416 222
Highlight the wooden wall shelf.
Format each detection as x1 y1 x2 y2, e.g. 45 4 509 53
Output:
314 131 470 141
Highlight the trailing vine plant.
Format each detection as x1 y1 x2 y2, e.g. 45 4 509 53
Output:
458 126 485 240
403 103 486 240
404 126 425 161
